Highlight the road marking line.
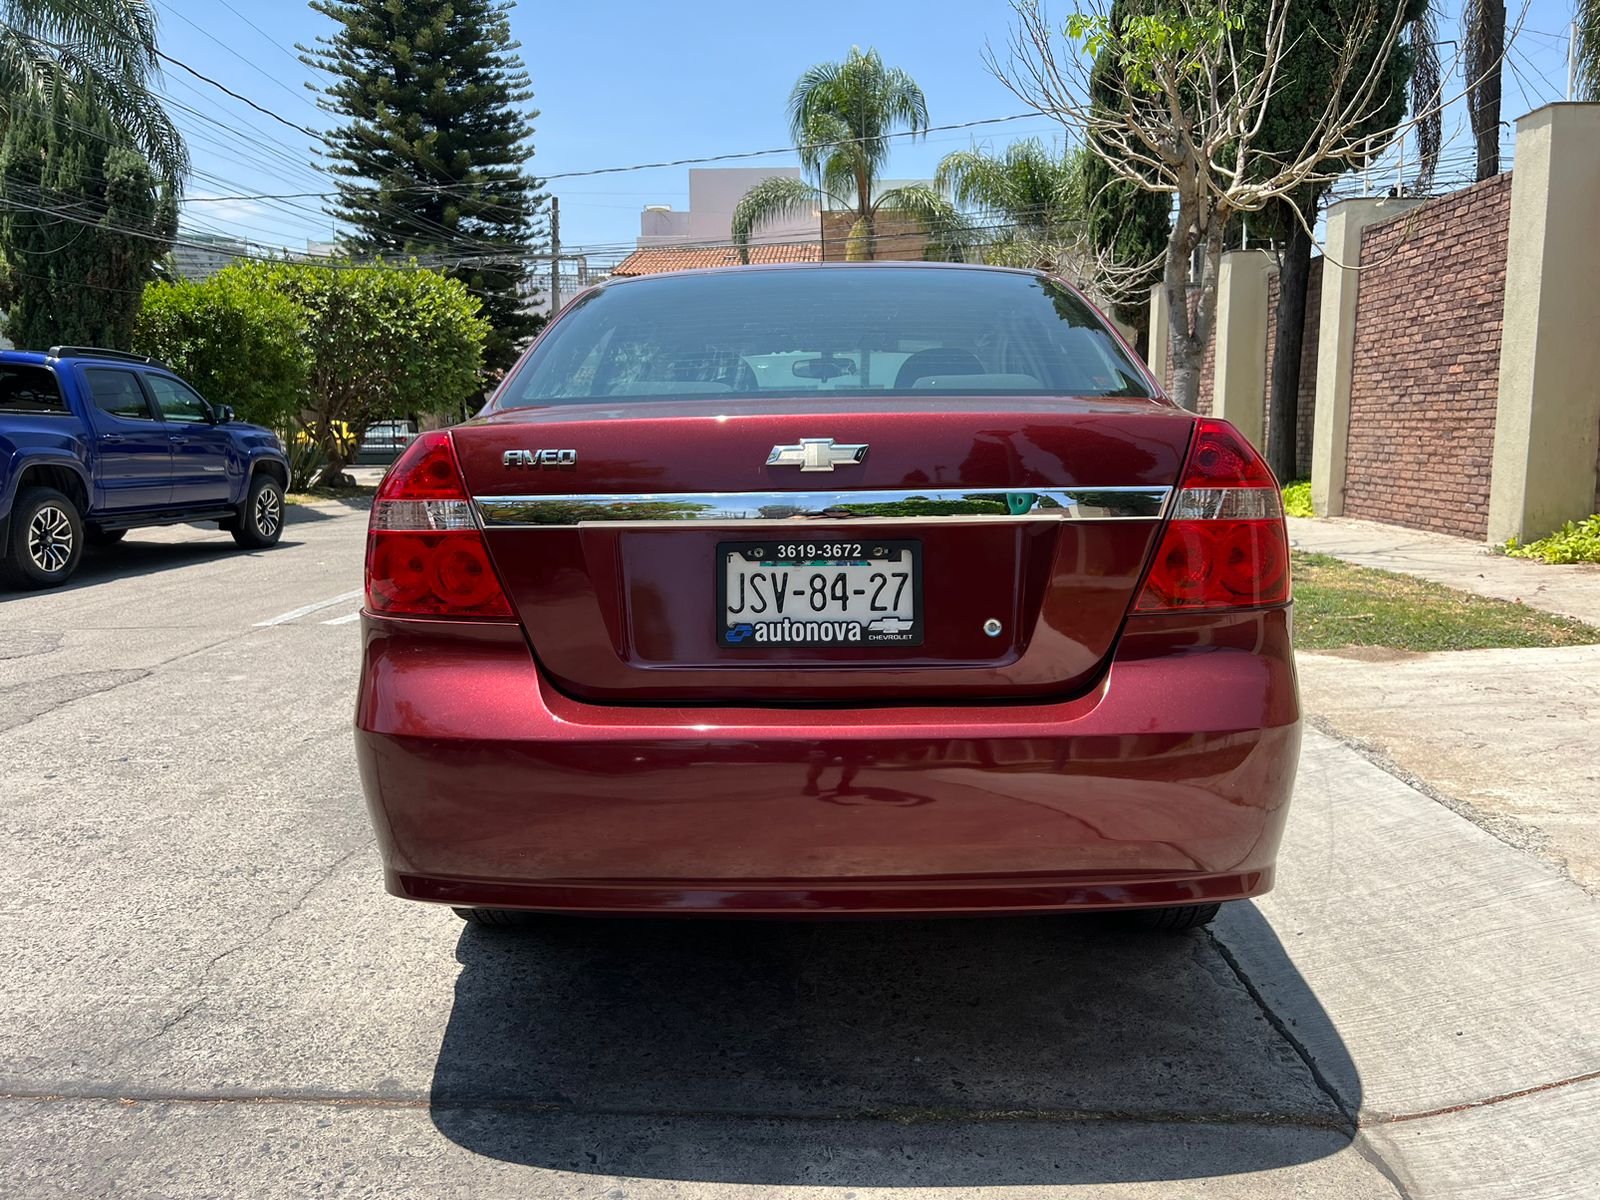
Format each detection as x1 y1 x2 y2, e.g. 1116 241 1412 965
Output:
321 611 363 626
254 589 363 627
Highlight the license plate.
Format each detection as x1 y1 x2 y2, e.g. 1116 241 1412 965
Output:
717 540 922 648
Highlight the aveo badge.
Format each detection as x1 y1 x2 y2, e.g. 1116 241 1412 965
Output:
504 449 577 468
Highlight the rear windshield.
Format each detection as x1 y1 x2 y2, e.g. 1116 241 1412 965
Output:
0 364 69 415
497 267 1152 408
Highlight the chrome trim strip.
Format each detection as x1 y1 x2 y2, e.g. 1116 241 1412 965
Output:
474 487 1170 527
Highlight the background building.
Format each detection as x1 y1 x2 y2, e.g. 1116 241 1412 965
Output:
637 168 818 249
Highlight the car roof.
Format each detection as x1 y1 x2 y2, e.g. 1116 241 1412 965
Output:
0 350 52 366
0 349 178 374
1 353 202 405
593 259 1055 293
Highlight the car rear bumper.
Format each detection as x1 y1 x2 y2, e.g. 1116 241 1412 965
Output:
355 609 1301 916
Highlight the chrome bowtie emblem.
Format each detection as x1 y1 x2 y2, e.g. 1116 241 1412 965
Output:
767 437 868 472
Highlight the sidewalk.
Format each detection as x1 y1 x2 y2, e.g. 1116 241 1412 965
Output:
1287 515 1600 627
1298 644 1600 894
1288 513 1600 896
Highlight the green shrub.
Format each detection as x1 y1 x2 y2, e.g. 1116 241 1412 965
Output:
1505 515 1600 565
223 258 488 486
134 276 306 428
1282 479 1314 518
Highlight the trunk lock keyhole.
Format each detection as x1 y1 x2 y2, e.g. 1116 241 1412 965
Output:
982 618 1003 638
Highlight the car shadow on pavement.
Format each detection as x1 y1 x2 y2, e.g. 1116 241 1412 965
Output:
34 535 308 592
285 494 373 515
283 504 347 523
428 903 1360 1187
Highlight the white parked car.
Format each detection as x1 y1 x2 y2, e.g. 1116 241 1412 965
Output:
356 420 419 465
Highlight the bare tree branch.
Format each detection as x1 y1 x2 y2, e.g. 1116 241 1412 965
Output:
989 0 1483 408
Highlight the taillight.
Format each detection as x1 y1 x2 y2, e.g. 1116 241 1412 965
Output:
365 431 513 618
1135 419 1290 612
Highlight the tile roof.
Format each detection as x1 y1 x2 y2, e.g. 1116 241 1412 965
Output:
610 242 822 277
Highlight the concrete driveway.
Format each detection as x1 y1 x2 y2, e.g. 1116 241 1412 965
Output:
1 504 1596 1198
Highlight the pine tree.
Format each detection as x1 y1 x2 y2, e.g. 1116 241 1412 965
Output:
0 95 177 349
301 0 545 371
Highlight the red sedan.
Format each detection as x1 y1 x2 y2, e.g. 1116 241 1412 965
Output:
355 263 1298 931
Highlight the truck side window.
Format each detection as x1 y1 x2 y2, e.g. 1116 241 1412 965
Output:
0 365 69 414
85 368 156 420
143 374 212 423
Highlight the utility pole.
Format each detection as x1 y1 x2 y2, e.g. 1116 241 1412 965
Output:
549 196 561 313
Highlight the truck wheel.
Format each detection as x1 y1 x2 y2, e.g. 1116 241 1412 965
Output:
86 528 127 546
2 487 84 589
231 474 285 549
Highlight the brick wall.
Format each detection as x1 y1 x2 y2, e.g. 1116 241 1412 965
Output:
1262 256 1323 479
820 211 928 261
1166 290 1217 414
1342 174 1513 538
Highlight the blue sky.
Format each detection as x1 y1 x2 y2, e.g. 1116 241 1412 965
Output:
158 0 1581 260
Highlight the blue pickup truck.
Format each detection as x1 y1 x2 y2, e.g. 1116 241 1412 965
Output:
0 346 290 590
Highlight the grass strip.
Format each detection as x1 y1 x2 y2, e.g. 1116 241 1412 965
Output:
1291 551 1600 651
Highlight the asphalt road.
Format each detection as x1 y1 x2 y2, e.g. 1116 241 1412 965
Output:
1 501 1596 1199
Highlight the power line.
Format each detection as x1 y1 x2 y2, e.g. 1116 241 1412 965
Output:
3 177 1074 267
121 111 1055 208
38 2 1044 249
0 191 524 275
152 48 321 139
210 0 337 78
9 78 1508 268
8 93 534 259
154 80 328 186
540 113 1047 182
159 0 550 242
157 0 328 119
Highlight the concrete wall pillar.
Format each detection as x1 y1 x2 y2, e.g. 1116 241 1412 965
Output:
1211 250 1277 453
1488 104 1600 543
1310 197 1424 516
1146 283 1170 390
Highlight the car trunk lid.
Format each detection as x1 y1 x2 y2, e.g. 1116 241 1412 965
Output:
452 396 1194 703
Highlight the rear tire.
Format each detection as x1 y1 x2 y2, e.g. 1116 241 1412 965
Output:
2 486 84 589
453 907 548 928
231 474 284 548
1129 902 1223 932
86 527 127 546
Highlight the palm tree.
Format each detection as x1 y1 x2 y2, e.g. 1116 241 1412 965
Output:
935 138 1088 266
1407 9 1441 192
732 47 965 262
1576 0 1600 102
1463 0 1505 180
0 0 187 183
1405 2 1505 184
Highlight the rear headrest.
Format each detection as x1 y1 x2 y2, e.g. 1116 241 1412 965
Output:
893 348 985 389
